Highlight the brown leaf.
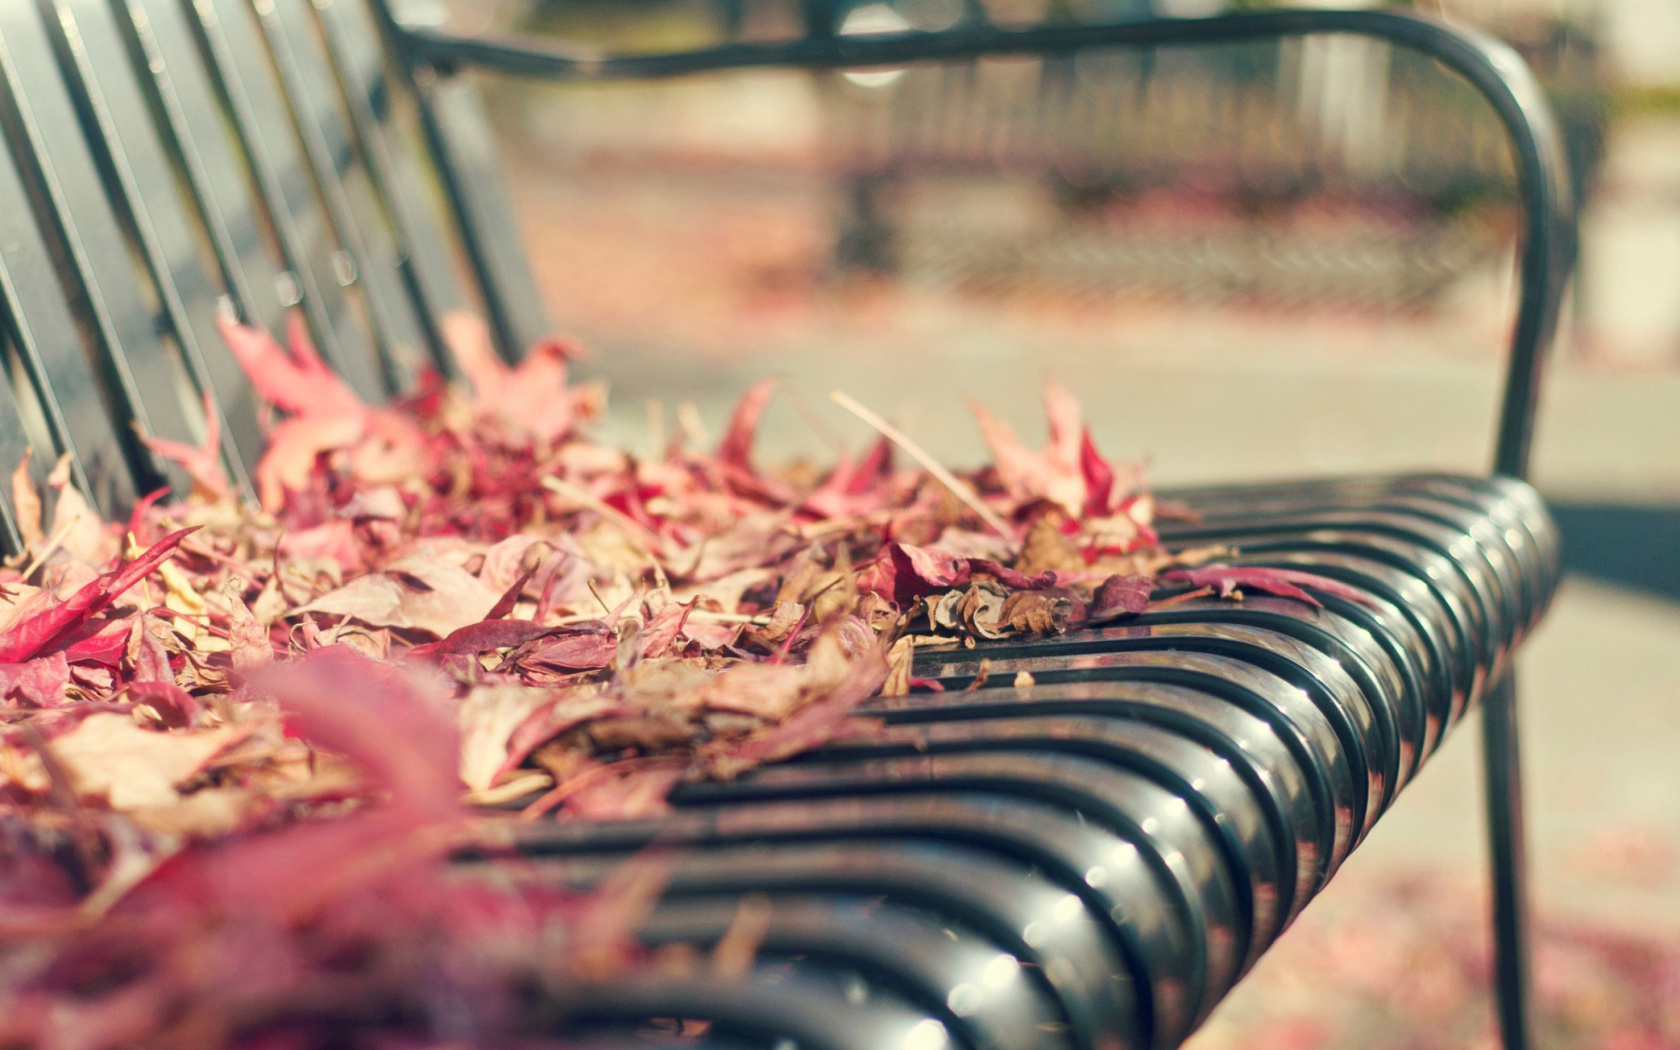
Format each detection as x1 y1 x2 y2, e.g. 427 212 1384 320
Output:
10 451 42 552
1015 512 1085 575
298 557 499 637
47 714 243 810
999 591 1073 635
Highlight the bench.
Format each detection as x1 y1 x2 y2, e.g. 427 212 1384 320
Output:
0 2 1569 1047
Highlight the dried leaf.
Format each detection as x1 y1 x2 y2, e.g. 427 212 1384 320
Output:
10 450 42 552
299 557 499 637
716 378 780 472
1090 573 1154 621
48 714 240 810
457 683 553 792
999 591 1073 635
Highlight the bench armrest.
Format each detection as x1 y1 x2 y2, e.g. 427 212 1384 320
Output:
377 6 1571 482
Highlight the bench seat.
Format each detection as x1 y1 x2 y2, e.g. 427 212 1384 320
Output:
464 472 1558 1050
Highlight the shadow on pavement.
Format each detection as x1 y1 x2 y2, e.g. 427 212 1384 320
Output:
1549 501 1680 605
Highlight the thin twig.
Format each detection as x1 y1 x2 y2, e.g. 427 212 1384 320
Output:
828 391 1015 544
21 510 85 580
686 609 775 626
540 475 668 557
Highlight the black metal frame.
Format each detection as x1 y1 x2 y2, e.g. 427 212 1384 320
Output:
368 8 1573 1049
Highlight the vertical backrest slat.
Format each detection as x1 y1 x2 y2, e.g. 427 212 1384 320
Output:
0 1 198 496
113 0 290 352
47 0 258 489
366 0 549 361
314 0 470 372
253 0 428 388
0 358 33 549
0 115 135 516
0 0 563 532
166 0 386 400
411 71 551 362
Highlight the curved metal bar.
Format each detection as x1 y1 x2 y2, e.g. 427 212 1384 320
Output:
386 8 1571 483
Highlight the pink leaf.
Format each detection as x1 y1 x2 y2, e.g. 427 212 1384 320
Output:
128 680 202 728
0 528 197 664
0 652 70 706
1090 574 1154 621
1158 565 1381 608
1080 428 1115 518
521 623 619 672
217 315 361 419
253 647 462 819
639 601 693 659
716 378 779 471
410 618 554 659
142 391 231 501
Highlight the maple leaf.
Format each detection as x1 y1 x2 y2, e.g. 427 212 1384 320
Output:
217 314 362 419
0 528 196 664
48 713 243 810
9 450 42 551
716 377 779 472
255 646 463 819
442 310 602 445
970 377 1151 528
141 391 232 501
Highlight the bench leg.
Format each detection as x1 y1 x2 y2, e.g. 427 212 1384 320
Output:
1482 672 1535 1050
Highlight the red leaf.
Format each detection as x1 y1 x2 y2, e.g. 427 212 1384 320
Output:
857 543 970 605
968 559 1058 591
498 693 625 780
0 652 70 706
896 543 969 589
141 392 231 501
639 601 693 659
1090 573 1154 621
716 378 778 471
521 623 619 672
253 647 462 819
128 680 201 728
0 528 196 664
1158 565 1381 608
1080 428 1115 518
484 565 539 621
410 618 554 659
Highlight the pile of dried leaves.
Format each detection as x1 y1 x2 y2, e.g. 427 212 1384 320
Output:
0 312 1322 1047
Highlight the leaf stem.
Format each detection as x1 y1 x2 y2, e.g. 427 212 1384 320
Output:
828 391 1015 545
541 475 668 557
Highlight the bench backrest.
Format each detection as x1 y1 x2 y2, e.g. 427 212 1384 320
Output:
0 1 1571 555
0 0 544 542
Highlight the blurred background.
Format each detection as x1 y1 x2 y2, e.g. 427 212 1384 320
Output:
434 1 1678 1046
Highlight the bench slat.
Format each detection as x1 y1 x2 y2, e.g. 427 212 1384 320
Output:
373 0 552 364
0 3 203 497
111 0 292 373
314 0 472 375
252 0 429 389
167 0 386 400
47 0 258 488
0 26 139 517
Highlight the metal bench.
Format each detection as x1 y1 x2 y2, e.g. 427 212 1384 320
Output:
0 2 1568 1047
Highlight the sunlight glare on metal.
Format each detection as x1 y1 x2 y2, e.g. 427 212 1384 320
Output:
904 1017 951 1050
841 3 911 87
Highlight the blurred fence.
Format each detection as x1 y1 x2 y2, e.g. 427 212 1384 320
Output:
482 0 1605 315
